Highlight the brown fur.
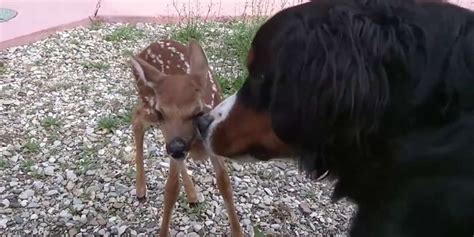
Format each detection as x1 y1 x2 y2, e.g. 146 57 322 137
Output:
130 39 243 237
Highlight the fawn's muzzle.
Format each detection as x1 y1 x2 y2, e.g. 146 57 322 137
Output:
195 114 214 138
167 138 187 159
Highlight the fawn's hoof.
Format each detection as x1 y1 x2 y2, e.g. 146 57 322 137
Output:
137 195 147 203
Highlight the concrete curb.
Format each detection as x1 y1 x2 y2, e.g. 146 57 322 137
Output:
0 15 259 51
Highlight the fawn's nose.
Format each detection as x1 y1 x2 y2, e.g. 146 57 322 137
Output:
195 114 214 137
167 138 187 159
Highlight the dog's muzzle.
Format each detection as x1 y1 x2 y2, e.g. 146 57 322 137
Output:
195 113 214 138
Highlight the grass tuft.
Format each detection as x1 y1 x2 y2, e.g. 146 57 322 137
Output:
0 159 9 169
223 21 263 68
254 225 267 237
89 19 104 31
21 159 35 171
216 74 245 97
80 62 110 71
0 62 6 75
105 25 145 42
41 116 62 129
97 116 122 132
23 140 40 154
97 112 132 132
170 22 205 44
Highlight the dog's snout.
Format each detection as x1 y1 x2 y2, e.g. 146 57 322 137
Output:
195 114 214 137
167 138 187 159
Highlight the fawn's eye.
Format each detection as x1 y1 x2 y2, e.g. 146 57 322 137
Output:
189 111 204 120
155 110 164 121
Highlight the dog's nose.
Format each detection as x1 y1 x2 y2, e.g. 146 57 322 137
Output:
195 114 214 137
167 138 187 159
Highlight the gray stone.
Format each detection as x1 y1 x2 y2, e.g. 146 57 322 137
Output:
19 189 34 199
44 166 55 176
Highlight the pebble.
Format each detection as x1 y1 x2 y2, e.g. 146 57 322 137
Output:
59 210 72 219
33 181 44 189
299 201 312 214
231 163 243 171
19 189 35 199
46 190 59 196
1 199 10 208
66 170 78 181
263 196 272 205
66 181 75 190
118 225 128 235
0 218 8 228
20 200 28 207
30 214 39 220
115 183 129 194
86 170 96 176
27 202 40 208
44 166 55 176
193 224 203 232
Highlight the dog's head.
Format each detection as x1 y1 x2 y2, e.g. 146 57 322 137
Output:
131 40 212 159
197 0 420 179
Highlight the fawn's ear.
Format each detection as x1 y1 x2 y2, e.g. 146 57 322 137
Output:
130 56 164 88
130 56 164 106
188 40 209 88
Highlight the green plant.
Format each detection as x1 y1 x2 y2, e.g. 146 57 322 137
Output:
0 63 6 75
80 62 110 70
41 116 62 128
223 20 263 68
121 49 134 57
0 158 8 169
170 22 205 44
77 149 96 174
216 74 245 97
97 115 121 132
89 19 104 31
105 25 145 42
118 110 133 125
21 159 35 171
254 225 267 237
23 140 39 154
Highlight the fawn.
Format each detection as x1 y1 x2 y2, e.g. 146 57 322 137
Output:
129 39 243 237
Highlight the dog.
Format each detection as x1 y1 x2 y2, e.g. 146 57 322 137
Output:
195 0 474 236
130 39 243 236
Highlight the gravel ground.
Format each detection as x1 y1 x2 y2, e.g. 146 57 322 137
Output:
0 22 355 236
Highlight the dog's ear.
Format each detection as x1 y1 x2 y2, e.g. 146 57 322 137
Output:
188 40 209 89
130 56 164 106
268 4 415 150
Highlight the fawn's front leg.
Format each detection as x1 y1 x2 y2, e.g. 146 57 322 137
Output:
181 165 199 205
158 159 182 237
210 155 244 237
132 110 148 201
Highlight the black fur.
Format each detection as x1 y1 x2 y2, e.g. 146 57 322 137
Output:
237 0 474 236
